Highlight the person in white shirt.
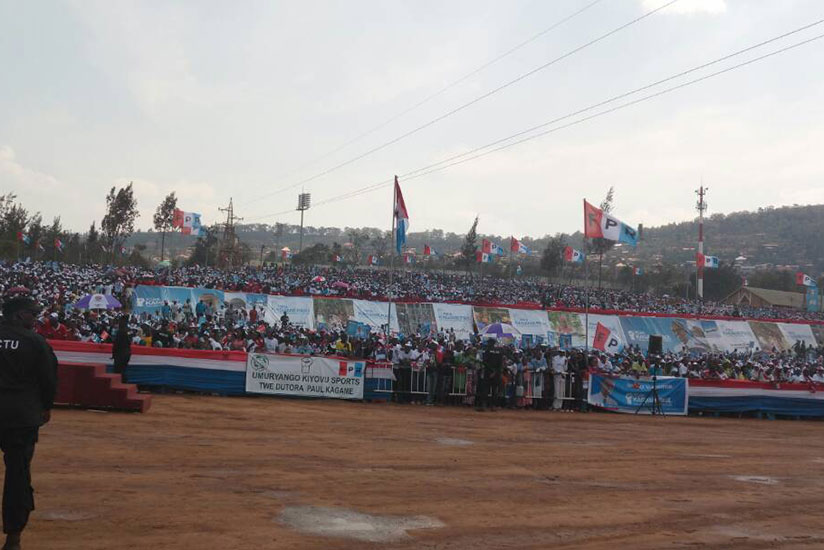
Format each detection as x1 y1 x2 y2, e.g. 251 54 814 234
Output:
551 351 568 410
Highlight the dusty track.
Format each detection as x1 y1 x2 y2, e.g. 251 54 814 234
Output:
24 396 824 549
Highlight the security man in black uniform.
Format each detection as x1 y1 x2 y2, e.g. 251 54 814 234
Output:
0 295 57 550
476 339 502 411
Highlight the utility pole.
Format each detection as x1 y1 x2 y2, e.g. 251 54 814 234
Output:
696 185 708 300
218 198 243 268
296 192 311 254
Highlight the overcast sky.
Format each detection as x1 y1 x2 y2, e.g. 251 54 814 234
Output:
2 0 823 238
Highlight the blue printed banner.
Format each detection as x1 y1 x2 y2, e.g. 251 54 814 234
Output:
587 374 688 415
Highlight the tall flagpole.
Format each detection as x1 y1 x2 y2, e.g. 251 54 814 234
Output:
386 179 397 344
583 200 590 353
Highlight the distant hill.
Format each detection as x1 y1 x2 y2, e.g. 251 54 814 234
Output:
126 204 824 272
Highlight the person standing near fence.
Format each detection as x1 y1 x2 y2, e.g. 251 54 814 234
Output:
476 339 502 412
551 350 568 410
0 294 58 550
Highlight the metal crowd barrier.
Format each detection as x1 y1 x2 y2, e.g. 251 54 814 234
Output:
364 363 585 408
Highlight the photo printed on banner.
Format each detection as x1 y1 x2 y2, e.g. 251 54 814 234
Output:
396 303 437 337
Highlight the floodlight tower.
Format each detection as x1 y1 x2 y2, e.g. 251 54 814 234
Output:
696 185 708 300
296 192 311 254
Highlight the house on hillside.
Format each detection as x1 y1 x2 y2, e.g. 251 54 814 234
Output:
723 287 806 310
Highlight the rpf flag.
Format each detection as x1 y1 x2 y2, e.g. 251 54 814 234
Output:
510 237 530 255
393 176 409 254
481 239 492 254
696 253 719 268
797 272 817 287
403 254 414 265
563 246 585 263
476 251 492 263
593 322 622 354
17 232 30 245
333 255 342 263
583 200 638 246
120 246 128 255
173 208 204 236
54 238 64 252
634 267 643 276
281 249 292 260
367 255 379 265
423 244 437 256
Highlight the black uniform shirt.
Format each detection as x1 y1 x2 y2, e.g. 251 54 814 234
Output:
0 322 58 428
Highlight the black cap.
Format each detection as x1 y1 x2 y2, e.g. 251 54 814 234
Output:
2 295 40 317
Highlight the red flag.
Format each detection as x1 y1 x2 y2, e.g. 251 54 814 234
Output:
339 362 348 376
584 200 603 238
695 252 705 267
593 322 611 351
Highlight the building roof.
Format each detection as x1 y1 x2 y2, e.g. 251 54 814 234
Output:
723 286 806 309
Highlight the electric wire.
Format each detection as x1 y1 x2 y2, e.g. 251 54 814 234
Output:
246 25 824 221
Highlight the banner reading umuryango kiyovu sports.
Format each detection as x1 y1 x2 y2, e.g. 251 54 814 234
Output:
246 353 364 400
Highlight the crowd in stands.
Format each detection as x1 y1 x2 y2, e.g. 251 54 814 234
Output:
3 261 822 321
4 260 824 398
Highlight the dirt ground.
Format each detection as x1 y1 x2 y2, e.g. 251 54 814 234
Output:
21 396 824 549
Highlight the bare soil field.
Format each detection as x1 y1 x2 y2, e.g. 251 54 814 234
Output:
24 396 824 549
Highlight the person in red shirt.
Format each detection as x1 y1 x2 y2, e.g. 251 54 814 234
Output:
36 314 70 341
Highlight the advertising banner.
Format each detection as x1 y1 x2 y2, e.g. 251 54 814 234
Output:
507 308 551 337
748 321 790 351
432 303 475 340
352 299 399 333
807 286 819 313
778 323 817 348
587 374 688 415
245 353 365 400
313 298 354 331
619 316 681 353
547 311 586 348
472 306 511 332
396 303 437 337
266 296 315 329
715 320 758 352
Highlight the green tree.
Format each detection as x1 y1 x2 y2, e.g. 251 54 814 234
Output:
153 192 177 262
460 216 479 271
0 193 30 259
540 234 566 278
101 181 139 264
292 243 331 265
86 222 100 264
186 226 219 266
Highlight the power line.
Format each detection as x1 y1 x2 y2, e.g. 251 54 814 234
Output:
238 0 607 204
246 25 824 220
241 0 679 207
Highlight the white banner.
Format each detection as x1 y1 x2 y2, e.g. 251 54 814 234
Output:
352 299 399 333
266 296 315 329
432 303 475 340
778 323 817 348
246 353 364 400
507 308 551 337
715 320 758 352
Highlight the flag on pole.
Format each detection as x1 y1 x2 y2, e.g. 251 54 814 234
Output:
593 322 622 354
393 176 409 254
696 253 719 268
583 200 638 246
482 239 504 255
120 246 128 255
510 237 530 255
367 255 379 265
796 272 817 287
172 208 204 236
16 232 30 245
281 249 292 260
333 254 343 263
423 244 438 256
54 238 64 252
633 267 644 276
403 254 414 265
476 251 492 263
563 246 585 263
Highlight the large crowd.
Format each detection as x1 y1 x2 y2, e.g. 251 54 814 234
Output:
3 260 824 396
